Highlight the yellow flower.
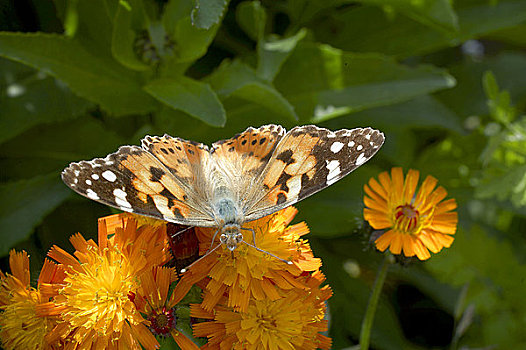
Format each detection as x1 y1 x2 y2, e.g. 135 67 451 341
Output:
364 167 458 260
132 266 199 350
191 270 332 350
0 250 65 350
45 215 171 349
174 207 321 313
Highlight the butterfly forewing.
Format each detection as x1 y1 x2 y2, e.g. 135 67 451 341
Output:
244 126 385 220
61 145 215 226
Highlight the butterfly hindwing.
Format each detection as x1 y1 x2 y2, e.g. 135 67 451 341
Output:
244 125 385 220
61 145 215 226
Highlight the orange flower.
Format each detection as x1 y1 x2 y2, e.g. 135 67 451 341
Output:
44 215 171 349
132 266 199 350
364 168 458 260
0 250 65 350
174 207 321 312
191 270 332 350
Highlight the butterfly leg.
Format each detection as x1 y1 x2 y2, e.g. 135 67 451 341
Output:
240 240 292 265
240 227 257 246
180 243 223 273
207 228 221 254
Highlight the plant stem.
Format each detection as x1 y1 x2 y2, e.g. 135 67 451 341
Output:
359 254 391 350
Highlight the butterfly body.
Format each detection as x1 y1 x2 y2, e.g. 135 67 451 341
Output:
62 124 385 251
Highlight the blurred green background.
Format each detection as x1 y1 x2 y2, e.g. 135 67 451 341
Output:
0 0 525 348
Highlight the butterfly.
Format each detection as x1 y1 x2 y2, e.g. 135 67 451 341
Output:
62 124 384 253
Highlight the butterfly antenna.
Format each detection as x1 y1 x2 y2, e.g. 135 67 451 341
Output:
179 243 222 273
241 240 293 265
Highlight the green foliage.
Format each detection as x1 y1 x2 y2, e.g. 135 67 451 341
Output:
0 0 525 349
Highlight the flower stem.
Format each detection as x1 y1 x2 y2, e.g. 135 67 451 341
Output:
359 254 391 350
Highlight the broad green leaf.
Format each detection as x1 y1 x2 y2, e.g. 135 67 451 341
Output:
312 0 526 58
486 24 526 46
145 77 226 127
0 32 158 115
206 59 297 121
257 28 307 82
0 59 91 144
274 43 455 122
322 95 463 134
426 226 526 348
111 1 151 71
162 0 219 63
236 1 266 41
0 117 125 182
191 0 230 29
0 173 70 256
358 0 459 32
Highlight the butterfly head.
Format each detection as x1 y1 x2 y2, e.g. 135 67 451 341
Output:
220 224 243 251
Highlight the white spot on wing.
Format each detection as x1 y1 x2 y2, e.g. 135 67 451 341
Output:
113 188 132 209
348 141 355 147
326 160 341 185
86 189 99 200
74 170 80 176
356 153 367 166
330 141 344 153
85 179 92 185
357 144 363 151
91 174 99 180
365 134 371 140
102 170 117 182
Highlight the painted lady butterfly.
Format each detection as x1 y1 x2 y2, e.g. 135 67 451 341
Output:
62 125 384 252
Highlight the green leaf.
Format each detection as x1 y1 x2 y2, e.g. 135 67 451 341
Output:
191 0 230 29
0 117 125 182
162 0 219 63
274 43 455 122
111 1 151 71
357 0 459 32
0 59 91 144
322 95 463 134
312 0 526 58
0 173 70 256
236 1 266 41
0 32 158 115
206 59 297 121
257 28 307 82
426 226 526 348
436 52 526 118
145 77 226 127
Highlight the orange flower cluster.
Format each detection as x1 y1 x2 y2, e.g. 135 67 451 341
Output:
184 207 332 350
0 208 331 349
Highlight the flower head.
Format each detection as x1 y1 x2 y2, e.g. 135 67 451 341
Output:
364 167 458 260
0 250 65 350
191 270 332 350
174 207 321 312
132 266 199 349
45 215 171 349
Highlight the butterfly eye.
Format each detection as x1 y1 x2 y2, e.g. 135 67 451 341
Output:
220 234 228 244
235 233 243 243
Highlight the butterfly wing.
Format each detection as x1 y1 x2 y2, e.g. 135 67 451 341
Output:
243 125 385 220
209 124 286 202
61 144 216 226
